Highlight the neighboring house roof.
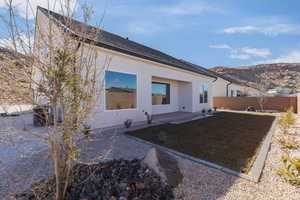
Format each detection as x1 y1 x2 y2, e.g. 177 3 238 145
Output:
208 69 259 90
179 59 253 88
37 7 217 79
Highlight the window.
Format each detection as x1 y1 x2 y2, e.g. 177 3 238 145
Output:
200 84 208 103
105 71 137 110
152 82 170 105
231 90 234 97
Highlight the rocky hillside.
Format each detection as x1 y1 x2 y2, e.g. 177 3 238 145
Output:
211 63 300 92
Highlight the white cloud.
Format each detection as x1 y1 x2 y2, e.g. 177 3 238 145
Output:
128 20 185 35
211 44 272 60
107 1 225 36
127 21 165 35
223 26 257 34
258 50 300 64
229 54 250 60
0 0 77 19
209 44 232 49
230 47 271 60
0 34 34 53
223 24 300 36
157 2 223 16
241 47 271 58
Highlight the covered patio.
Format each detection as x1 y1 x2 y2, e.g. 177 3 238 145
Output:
151 76 193 115
152 111 204 124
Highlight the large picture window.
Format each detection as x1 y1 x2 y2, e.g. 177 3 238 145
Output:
105 71 137 110
200 84 208 103
152 82 170 105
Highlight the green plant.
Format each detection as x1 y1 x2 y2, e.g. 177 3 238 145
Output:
124 119 133 128
277 155 300 185
278 107 296 134
144 112 152 124
82 124 92 137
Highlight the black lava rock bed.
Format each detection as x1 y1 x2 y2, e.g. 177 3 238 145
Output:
16 159 174 200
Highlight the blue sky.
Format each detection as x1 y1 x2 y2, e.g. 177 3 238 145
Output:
0 0 299 68
105 71 136 90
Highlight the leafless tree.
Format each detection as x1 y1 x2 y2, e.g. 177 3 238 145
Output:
0 0 111 199
255 72 268 111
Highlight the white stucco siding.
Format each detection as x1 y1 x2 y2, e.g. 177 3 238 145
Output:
178 82 193 112
247 87 261 96
212 78 230 97
228 84 261 97
193 80 213 111
88 46 214 128
35 10 214 129
228 84 240 97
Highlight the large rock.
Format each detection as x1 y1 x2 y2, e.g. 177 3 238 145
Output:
291 150 300 159
142 148 183 187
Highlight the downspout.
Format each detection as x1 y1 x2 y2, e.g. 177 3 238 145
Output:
211 77 218 109
226 82 232 97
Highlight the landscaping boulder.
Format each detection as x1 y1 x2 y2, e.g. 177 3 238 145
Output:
291 150 300 159
142 148 183 187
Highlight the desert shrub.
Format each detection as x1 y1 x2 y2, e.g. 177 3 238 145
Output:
277 155 300 185
278 107 296 134
277 135 299 150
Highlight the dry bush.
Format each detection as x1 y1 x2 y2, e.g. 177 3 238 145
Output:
0 1 112 199
278 107 296 135
277 135 299 150
277 154 300 185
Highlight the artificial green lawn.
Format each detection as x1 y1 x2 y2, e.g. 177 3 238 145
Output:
127 112 275 173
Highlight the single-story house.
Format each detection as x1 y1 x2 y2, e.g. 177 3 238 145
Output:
34 7 219 129
267 88 293 96
211 71 261 97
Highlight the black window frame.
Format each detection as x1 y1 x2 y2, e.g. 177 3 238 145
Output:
152 82 170 105
200 84 208 104
105 70 137 110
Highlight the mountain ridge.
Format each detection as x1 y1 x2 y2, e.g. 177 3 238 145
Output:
211 63 300 92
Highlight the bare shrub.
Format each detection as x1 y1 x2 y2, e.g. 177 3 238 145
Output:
277 154 300 185
278 107 296 135
0 1 111 199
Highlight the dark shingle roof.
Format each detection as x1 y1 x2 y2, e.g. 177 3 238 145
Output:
37 7 217 79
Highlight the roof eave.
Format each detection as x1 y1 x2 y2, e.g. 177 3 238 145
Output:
71 33 217 80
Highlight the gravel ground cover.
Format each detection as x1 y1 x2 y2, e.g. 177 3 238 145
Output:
1 113 299 200
17 159 174 200
173 116 300 200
